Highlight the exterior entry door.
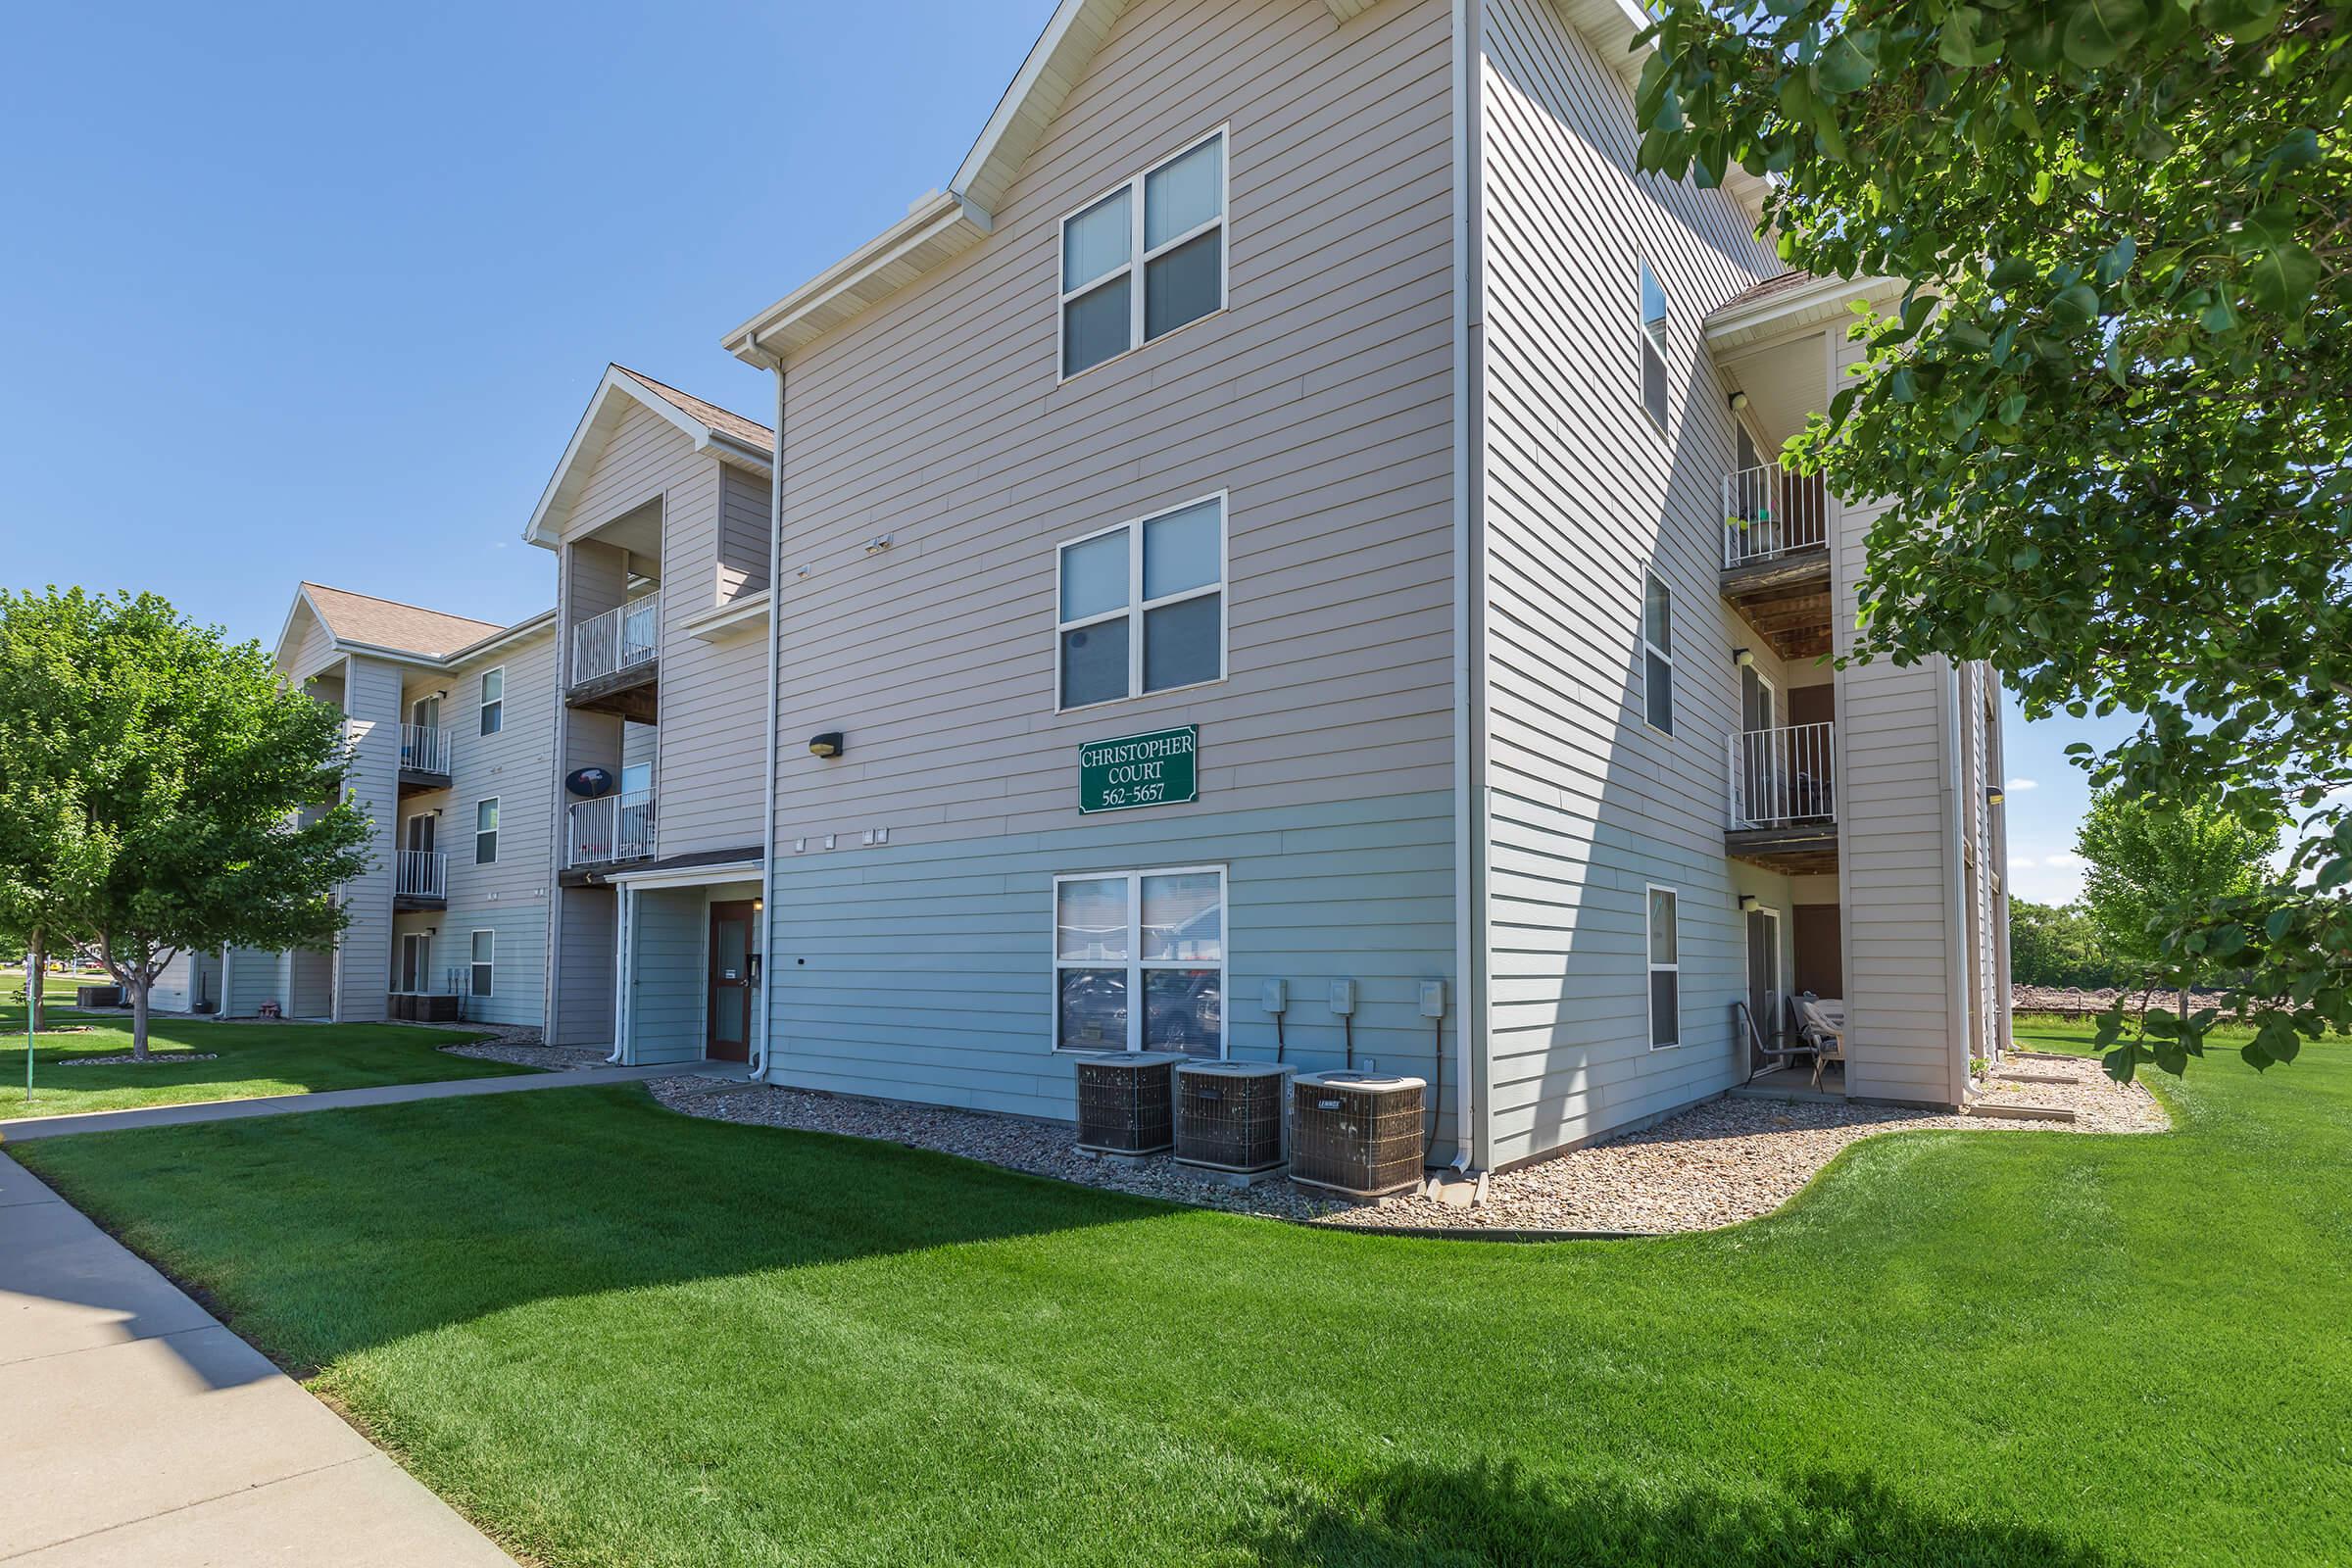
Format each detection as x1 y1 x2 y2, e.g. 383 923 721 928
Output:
707 901 755 1062
1745 908 1781 1062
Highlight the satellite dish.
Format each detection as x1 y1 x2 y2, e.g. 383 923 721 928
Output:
565 766 615 800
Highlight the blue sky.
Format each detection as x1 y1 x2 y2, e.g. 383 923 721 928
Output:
0 0 2104 902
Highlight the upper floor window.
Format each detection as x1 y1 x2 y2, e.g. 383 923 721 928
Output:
1060 130 1227 378
475 798 499 865
479 667 505 736
1057 494 1225 710
1642 570 1674 735
1640 262 1669 428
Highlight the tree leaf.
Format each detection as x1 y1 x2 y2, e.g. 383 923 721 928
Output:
2062 0 2147 68
2245 244 2320 316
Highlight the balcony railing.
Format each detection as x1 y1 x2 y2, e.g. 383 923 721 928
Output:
394 849 448 902
568 789 657 867
1729 721 1837 830
1722 462 1829 569
571 592 660 687
400 723 453 776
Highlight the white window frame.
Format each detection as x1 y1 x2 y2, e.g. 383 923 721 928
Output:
1056 125 1231 383
1054 491 1229 712
478 666 505 736
474 797 499 865
1639 260 1670 430
469 929 494 998
1051 864 1229 1057
1642 569 1675 737
403 812 436 856
1646 883 1681 1051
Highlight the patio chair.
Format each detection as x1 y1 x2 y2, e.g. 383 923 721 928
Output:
1791 995 1846 1091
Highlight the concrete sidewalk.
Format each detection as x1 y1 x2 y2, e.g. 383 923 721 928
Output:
0 1151 518 1565
0 1061 729 1143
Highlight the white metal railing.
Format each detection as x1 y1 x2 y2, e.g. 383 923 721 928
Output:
570 592 660 686
1729 721 1837 829
399 723 453 775
567 789 657 866
1722 461 1829 568
395 850 448 901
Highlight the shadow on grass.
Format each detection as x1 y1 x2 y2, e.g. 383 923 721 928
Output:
1246 1458 2120 1568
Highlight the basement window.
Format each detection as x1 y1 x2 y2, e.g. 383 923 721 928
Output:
1054 867 1225 1057
1646 885 1680 1049
1060 130 1228 378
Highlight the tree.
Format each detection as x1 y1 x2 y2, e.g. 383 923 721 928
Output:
2077 788 2279 1013
2008 898 2122 991
1635 0 2352 1078
0 588 371 1056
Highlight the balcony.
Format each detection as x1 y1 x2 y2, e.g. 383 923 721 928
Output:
1727 721 1838 872
567 789 657 869
394 849 448 910
1720 462 1831 662
567 592 660 722
398 723 453 796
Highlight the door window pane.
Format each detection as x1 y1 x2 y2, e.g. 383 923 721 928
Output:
1059 528 1129 621
1145 968 1221 1056
1144 594 1220 692
1145 135 1223 249
1142 872 1222 960
1063 275 1132 376
1058 968 1128 1050
1145 229 1221 341
714 986 746 1038
1061 618 1130 708
1056 877 1130 961
1142 500 1219 600
1063 189 1130 291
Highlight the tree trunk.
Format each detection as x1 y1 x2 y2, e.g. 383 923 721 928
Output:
24 931 42 1035
130 972 151 1060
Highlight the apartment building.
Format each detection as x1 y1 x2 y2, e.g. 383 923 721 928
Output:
155 585 559 1026
527 366 776 1063
682 0 2014 1171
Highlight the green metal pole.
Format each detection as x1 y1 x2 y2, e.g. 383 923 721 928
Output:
24 946 33 1105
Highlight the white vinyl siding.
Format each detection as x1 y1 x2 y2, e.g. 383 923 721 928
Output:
1060 126 1229 377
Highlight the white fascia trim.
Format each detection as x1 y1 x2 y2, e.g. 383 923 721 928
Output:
723 191 992 365
948 0 1094 210
1706 273 1907 350
525 367 771 547
603 858 763 891
678 590 770 643
437 608 559 665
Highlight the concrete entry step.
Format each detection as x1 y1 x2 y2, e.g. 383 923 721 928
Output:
1998 1072 2079 1085
1965 1101 2076 1123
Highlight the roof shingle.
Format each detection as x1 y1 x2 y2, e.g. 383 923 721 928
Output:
300 584 508 659
612 367 772 452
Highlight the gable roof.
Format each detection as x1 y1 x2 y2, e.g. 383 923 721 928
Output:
273 582 553 680
725 0 1766 365
298 583 504 659
523 364 774 548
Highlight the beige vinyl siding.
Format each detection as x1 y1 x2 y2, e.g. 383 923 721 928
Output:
717 464 770 605
761 0 1459 1130
287 948 333 1018
221 946 285 1017
553 886 616 1047
1476 0 1782 1162
1831 328 1964 1103
399 626 559 1027
332 655 403 1023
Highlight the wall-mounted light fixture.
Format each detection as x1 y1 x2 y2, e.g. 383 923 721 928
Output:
1727 389 1751 413
752 899 763 913
808 732 845 759
1732 647 1755 669
1738 894 1760 913
1985 783 2007 808
863 535 894 556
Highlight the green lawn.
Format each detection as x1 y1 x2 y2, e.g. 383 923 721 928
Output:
0 968 515 1119
18 1039 2351 1566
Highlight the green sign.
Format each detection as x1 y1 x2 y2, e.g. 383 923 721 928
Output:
1078 725 1199 814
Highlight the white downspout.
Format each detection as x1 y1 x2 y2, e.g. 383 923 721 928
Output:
1447 0 1486 1172
750 349 786 1082
605 880 628 1065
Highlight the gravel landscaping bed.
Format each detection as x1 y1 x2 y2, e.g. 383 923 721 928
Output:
648 1051 2167 1236
432 1024 621 1072
55 1052 221 1067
